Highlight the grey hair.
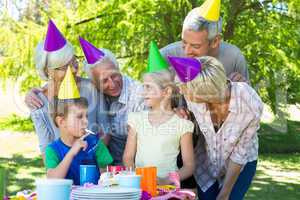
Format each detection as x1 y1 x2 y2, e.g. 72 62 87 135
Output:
182 7 222 40
35 41 74 80
83 48 119 78
187 56 227 100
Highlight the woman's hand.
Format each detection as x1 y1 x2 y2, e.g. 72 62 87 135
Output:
24 87 43 110
69 139 87 156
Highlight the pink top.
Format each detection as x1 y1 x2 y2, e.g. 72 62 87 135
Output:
187 82 263 192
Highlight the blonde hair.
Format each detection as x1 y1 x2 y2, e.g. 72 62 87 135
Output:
35 41 74 80
143 69 178 102
187 56 227 100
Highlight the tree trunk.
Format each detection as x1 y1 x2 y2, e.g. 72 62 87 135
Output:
224 0 245 40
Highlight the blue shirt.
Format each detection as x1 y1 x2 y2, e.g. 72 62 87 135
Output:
46 135 101 185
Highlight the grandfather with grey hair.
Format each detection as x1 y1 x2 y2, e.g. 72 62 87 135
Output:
160 7 249 82
79 39 145 165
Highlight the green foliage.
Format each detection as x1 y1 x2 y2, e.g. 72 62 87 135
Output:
223 0 300 111
0 114 34 132
0 167 5 199
0 0 299 113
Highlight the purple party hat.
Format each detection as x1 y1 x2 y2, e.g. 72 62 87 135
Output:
44 19 67 52
167 56 202 83
79 37 105 64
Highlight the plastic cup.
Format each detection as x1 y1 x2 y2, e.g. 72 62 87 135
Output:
118 174 141 189
136 166 157 196
80 165 100 185
35 179 73 200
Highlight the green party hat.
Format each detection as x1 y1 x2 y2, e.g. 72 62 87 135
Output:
147 41 169 73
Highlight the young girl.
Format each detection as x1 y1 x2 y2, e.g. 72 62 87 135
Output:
45 67 113 185
123 69 195 185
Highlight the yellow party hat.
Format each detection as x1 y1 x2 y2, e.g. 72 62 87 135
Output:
58 66 80 99
198 0 221 22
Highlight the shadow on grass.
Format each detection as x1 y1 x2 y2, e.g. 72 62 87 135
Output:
0 154 45 196
246 154 300 200
246 169 300 200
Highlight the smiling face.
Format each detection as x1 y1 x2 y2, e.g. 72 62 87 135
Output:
181 29 221 58
182 29 210 58
91 60 123 97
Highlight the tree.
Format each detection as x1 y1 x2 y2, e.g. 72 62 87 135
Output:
0 0 299 114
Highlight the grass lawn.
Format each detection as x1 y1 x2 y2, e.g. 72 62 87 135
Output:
246 154 300 200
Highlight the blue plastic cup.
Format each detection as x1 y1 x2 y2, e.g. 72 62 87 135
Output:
80 165 100 185
118 175 141 189
35 179 73 200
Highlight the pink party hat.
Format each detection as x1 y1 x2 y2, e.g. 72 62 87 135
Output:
167 56 202 83
79 37 105 64
44 19 67 52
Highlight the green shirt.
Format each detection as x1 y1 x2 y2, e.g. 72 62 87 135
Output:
45 139 113 169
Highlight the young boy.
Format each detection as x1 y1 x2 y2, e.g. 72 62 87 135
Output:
44 66 113 185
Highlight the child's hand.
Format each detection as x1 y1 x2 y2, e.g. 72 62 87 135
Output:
168 172 180 189
157 177 172 185
157 172 181 188
69 139 87 156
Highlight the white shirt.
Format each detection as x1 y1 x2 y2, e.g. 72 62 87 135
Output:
128 111 194 178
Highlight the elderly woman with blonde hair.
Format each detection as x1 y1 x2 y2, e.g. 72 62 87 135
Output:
168 56 263 200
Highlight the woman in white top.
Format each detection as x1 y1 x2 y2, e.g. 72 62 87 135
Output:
123 69 195 185
169 56 263 200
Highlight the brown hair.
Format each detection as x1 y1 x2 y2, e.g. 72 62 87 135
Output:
50 97 88 127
